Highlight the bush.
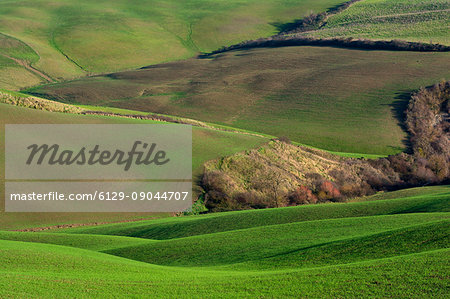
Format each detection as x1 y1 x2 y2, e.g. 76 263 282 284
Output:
202 170 237 194
234 191 268 209
318 181 342 202
288 186 317 205
183 197 208 215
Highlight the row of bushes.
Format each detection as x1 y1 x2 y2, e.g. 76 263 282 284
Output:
82 110 190 124
0 91 83 114
201 81 449 212
200 36 450 58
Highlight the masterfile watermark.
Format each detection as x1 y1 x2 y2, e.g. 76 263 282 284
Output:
5 182 192 212
5 124 192 212
26 141 170 171
6 124 191 180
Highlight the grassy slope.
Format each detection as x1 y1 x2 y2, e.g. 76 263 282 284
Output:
0 186 448 297
0 238 447 298
0 231 156 251
351 185 450 202
73 103 385 159
0 0 447 87
31 47 450 155
54 186 450 239
0 34 43 90
0 103 267 230
306 0 450 45
104 214 449 267
222 220 449 271
2 214 441 256
0 0 345 84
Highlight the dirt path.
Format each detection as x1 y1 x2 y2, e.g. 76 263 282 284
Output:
1 53 55 83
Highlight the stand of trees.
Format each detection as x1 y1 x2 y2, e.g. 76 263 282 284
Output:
372 81 449 185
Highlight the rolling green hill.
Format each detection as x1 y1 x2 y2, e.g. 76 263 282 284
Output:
306 0 450 45
0 186 448 297
52 186 450 238
0 0 347 89
30 46 450 154
0 0 447 90
0 231 156 251
0 34 43 90
1 238 447 298
104 214 449 267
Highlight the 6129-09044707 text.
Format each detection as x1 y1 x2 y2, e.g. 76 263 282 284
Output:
9 191 190 201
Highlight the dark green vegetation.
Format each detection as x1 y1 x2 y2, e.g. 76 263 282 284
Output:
29 46 450 155
0 186 448 297
204 35 450 56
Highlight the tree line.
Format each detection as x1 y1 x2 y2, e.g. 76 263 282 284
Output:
199 36 450 59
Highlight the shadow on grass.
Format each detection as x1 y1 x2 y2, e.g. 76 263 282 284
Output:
386 90 413 152
270 21 309 34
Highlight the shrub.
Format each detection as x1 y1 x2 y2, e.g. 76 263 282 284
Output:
183 197 208 215
318 181 342 202
233 191 267 209
202 170 237 194
288 186 317 205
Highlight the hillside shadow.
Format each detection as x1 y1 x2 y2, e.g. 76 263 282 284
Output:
198 42 414 60
270 21 304 34
385 90 413 151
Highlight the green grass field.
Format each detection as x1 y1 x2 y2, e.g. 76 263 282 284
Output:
0 0 347 88
306 0 450 45
0 0 447 90
30 46 450 154
51 185 450 238
0 186 448 297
